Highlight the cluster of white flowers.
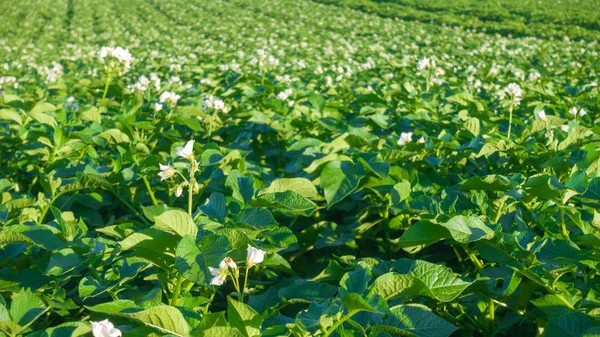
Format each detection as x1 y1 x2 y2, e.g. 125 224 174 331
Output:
397 132 425 146
158 140 198 197
91 319 121 337
417 57 434 71
502 83 523 105
159 91 181 106
169 76 182 86
149 73 161 90
37 62 63 84
204 96 227 111
0 76 18 88
210 245 266 286
98 46 133 72
569 107 587 117
276 88 293 101
128 75 151 92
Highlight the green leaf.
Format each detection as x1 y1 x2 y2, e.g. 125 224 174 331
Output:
154 209 198 238
176 235 209 285
397 221 452 252
85 300 138 313
259 178 321 200
369 273 427 300
278 279 337 303
391 260 474 302
31 102 57 115
374 304 457 337
544 312 593 337
196 327 245 337
459 175 512 191
390 180 411 204
439 215 494 243
476 140 513 157
200 192 228 222
235 208 277 230
309 93 326 112
40 322 91 337
226 171 255 205
97 128 131 144
339 267 371 298
0 109 22 125
253 191 317 213
321 160 364 208
341 294 379 313
530 294 573 317
88 302 190 336
9 288 46 326
120 228 178 251
45 248 83 276
227 297 263 337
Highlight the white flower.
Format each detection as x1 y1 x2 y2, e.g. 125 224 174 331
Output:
209 267 227 286
288 100 295 107
417 57 433 71
397 132 413 146
98 46 133 70
417 137 425 144
247 245 266 266
159 91 181 106
504 83 522 98
561 125 569 132
579 108 587 117
176 140 195 160
213 99 225 111
154 103 163 112
175 184 184 197
221 257 237 269
91 319 122 337
158 163 175 180
537 110 547 120
204 96 214 109
497 91 506 100
569 107 579 116
276 89 292 101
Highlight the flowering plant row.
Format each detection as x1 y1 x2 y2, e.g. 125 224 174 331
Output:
0 0 599 336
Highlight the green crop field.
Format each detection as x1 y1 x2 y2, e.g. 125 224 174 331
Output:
0 0 599 336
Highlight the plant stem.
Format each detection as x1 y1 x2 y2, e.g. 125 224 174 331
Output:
560 207 568 239
188 173 194 216
131 154 158 206
507 106 513 140
493 198 506 224
242 266 250 303
323 310 360 337
170 274 185 306
467 250 484 271
99 70 112 109
171 165 196 306
142 175 158 205
488 299 495 327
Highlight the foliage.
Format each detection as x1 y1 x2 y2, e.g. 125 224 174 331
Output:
0 0 599 336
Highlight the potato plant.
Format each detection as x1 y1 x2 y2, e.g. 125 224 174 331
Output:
0 0 599 336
